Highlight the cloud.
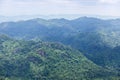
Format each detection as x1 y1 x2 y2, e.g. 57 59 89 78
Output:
0 0 81 16
99 0 120 4
0 0 120 17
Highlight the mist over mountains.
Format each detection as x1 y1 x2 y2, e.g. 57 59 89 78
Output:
1 15 120 23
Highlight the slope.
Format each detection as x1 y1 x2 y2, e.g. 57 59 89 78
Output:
0 34 119 80
0 17 120 72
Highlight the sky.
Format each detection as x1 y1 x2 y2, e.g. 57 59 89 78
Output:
0 0 120 17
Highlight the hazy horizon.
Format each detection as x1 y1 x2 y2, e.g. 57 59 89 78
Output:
0 0 120 17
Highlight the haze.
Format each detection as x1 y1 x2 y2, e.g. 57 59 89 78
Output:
0 0 120 17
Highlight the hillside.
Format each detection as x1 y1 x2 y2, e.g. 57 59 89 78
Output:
0 17 120 73
0 35 119 80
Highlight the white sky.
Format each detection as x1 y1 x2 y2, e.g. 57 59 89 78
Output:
0 0 120 16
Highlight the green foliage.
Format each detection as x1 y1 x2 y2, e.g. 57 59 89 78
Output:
0 17 120 79
0 35 119 80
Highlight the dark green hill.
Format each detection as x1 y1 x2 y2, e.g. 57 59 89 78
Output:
0 17 120 74
0 35 119 80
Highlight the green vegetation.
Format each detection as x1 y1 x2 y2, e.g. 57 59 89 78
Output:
0 17 120 79
0 35 119 80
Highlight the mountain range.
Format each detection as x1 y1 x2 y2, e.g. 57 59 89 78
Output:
0 17 120 79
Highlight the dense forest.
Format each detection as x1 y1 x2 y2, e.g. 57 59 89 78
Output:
0 17 120 80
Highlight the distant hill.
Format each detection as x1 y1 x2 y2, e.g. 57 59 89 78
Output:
0 17 120 73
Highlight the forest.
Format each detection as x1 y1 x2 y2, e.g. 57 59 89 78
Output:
0 17 120 80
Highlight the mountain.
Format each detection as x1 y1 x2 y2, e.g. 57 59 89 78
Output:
0 17 120 72
0 34 119 80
